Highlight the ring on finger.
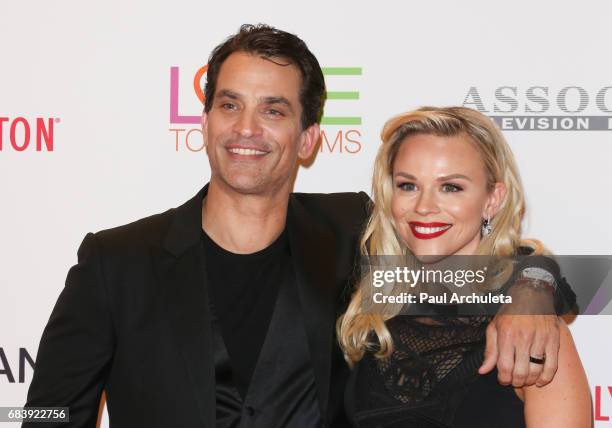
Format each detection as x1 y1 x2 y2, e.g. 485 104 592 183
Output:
529 355 546 365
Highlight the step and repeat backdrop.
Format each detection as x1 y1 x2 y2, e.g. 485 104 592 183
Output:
2 1 612 426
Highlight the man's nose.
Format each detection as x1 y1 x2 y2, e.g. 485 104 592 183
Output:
233 110 263 139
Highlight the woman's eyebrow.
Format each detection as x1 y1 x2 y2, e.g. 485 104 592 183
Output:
437 174 472 182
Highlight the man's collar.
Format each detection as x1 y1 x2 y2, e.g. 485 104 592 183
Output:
163 183 297 257
163 184 209 257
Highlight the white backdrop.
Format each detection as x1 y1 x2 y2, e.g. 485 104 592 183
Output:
1 1 612 426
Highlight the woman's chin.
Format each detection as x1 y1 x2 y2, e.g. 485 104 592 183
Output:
411 253 450 264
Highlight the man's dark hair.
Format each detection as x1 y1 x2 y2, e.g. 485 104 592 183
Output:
204 24 326 130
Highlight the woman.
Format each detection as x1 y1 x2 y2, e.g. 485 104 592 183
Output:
338 107 591 427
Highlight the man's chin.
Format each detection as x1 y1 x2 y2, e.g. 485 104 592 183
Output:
218 174 272 195
228 182 267 195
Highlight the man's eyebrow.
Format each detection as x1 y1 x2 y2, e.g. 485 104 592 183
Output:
216 89 241 100
261 96 294 112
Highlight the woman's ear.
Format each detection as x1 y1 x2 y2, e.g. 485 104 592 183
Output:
484 182 507 218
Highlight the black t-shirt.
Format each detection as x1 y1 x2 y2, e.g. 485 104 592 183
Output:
201 228 291 397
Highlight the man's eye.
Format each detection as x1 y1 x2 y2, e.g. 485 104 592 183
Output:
266 109 284 117
397 182 416 191
221 103 236 110
441 183 463 192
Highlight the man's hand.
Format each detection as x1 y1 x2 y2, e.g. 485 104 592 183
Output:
478 314 561 387
478 276 562 387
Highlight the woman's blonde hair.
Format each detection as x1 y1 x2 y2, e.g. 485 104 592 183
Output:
337 106 545 366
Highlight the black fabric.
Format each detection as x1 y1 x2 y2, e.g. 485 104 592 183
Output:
202 228 288 397
345 246 571 428
209 309 243 427
207 252 322 428
243 261 322 427
346 314 526 428
453 369 525 427
202 227 323 427
23 184 370 428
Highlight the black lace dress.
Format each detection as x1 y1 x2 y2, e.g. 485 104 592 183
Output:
345 314 526 428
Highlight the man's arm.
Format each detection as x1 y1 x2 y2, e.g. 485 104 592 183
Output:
23 233 115 428
479 257 576 388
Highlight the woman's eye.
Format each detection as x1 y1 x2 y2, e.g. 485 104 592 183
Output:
441 183 463 192
397 182 416 191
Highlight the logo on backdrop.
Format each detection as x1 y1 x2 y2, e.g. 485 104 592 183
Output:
168 65 362 154
595 385 612 422
0 117 59 152
0 347 34 383
463 86 612 131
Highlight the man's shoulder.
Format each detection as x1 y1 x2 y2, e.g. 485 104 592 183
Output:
290 191 372 230
91 207 175 252
291 191 371 212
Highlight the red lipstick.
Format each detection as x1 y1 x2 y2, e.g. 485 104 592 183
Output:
408 221 452 240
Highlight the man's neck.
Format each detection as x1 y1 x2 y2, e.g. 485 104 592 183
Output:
202 180 290 254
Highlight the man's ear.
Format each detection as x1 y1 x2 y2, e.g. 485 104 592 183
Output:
201 112 209 147
484 182 507 218
201 112 208 134
297 123 320 160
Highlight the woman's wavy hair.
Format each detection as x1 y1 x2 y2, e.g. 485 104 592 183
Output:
337 106 545 366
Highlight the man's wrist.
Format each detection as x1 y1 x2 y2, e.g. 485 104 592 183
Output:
519 267 557 292
503 276 556 315
513 276 556 295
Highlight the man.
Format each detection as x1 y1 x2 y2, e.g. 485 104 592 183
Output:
24 24 571 427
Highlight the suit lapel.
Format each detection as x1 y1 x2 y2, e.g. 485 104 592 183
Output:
286 195 338 422
155 185 215 427
154 187 340 426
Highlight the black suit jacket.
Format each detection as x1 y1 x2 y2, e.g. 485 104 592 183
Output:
23 185 371 427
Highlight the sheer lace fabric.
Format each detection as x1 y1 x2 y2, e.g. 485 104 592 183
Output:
372 315 490 405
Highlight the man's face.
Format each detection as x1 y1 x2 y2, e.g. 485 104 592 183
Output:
202 52 319 196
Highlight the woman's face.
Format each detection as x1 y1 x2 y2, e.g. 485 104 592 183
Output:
390 133 505 259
